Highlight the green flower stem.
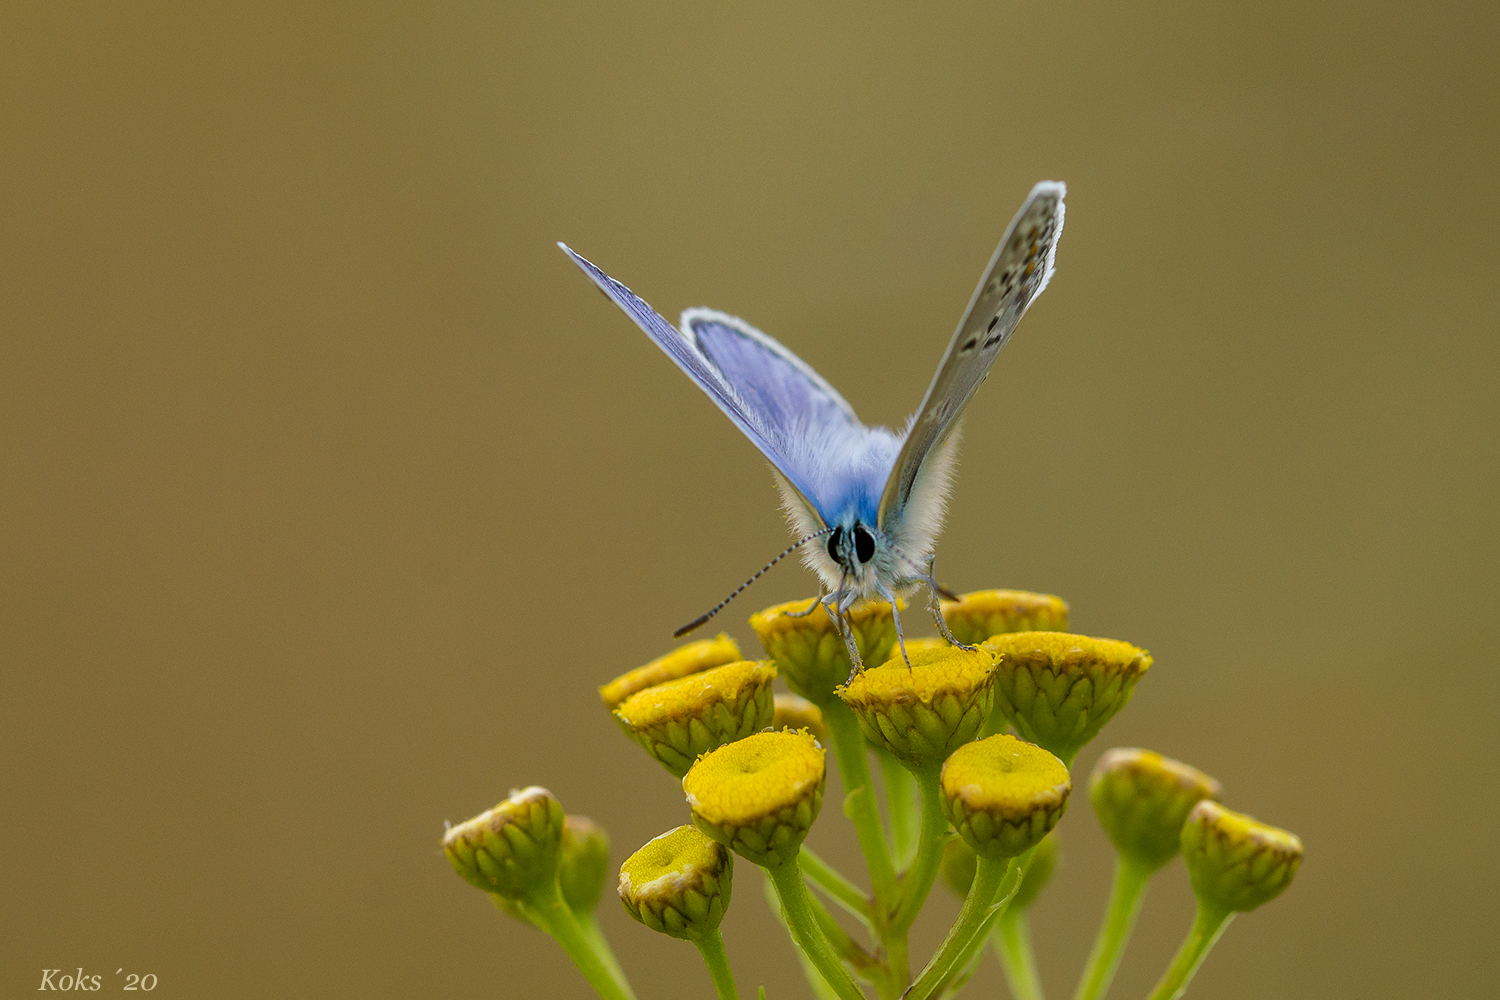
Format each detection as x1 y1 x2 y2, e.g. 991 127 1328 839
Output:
763 872 842 1000
1145 902 1234 1000
523 880 637 1000
767 856 869 1000
800 846 874 925
877 750 919 868
937 848 1031 996
695 928 741 1000
577 911 630 994
891 766 947 933
1072 853 1153 1000
804 882 881 974
994 910 1044 1000
904 854 1017 1000
822 699 898 910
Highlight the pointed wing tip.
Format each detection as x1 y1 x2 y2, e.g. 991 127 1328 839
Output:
1030 179 1067 201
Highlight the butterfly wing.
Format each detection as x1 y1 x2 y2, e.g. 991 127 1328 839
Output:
877 182 1067 536
561 244 881 529
681 308 860 435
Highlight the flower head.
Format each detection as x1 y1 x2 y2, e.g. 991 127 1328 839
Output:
838 645 995 769
600 633 742 709
941 735 1071 860
982 632 1151 764
1090 748 1221 869
614 660 777 777
618 825 733 941
684 729 826 868
750 598 897 703
1181 800 1302 912
443 786 566 900
772 692 828 744
940 590 1069 645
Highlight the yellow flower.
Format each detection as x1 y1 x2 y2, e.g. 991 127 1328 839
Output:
940 590 1069 645
750 598 898 702
442 786 565 899
982 632 1151 764
1090 748 1220 869
771 692 828 744
614 660 777 777
599 633 742 709
1181 800 1302 912
684 729 826 868
839 645 995 769
618 825 733 941
941 735 1071 860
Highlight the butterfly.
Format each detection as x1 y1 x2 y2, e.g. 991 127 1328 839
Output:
560 181 1065 669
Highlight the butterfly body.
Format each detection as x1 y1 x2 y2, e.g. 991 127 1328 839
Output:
561 181 1066 666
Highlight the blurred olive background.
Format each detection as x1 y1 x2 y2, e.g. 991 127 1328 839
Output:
3 2 1497 997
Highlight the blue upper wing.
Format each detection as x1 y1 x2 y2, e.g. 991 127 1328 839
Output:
561 244 896 525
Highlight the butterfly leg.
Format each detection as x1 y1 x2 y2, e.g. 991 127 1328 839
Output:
785 587 826 619
877 582 912 669
924 556 977 652
826 588 865 673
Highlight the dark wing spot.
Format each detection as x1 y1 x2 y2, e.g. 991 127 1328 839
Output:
986 315 999 332
961 337 978 352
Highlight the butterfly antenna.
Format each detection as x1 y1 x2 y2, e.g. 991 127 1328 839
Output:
673 528 834 638
884 536 960 599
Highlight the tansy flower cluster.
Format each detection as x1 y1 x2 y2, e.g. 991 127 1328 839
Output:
442 589 1301 1000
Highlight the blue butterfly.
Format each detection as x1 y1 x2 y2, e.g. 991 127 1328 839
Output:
560 181 1065 668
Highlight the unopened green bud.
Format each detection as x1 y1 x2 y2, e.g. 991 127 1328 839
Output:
684 729 826 868
838 645 995 769
750 598 898 703
1008 831 1059 911
940 590 1069 645
614 659 777 776
559 815 611 914
1181 800 1302 912
618 825 733 941
442 786 566 900
600 633 742 709
940 831 1057 907
942 735 1071 860
940 836 978 897
1091 748 1221 869
982 632 1151 764
772 692 828 744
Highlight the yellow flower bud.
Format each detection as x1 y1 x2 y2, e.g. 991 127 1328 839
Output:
1181 800 1302 912
982 632 1151 764
599 633 742 709
838 645 995 769
683 729 826 868
618 825 733 941
940 590 1069 645
771 692 828 744
750 598 897 703
614 660 777 777
941 735 1071 860
442 786 565 900
1090 748 1220 869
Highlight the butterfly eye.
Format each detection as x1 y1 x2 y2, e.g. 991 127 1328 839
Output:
826 527 844 561
853 526 875 564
